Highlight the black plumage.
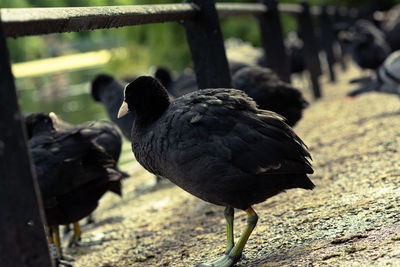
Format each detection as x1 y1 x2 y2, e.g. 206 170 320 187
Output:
26 113 124 226
25 113 124 263
91 74 134 139
91 75 163 184
156 65 308 127
154 67 198 97
48 112 124 166
154 61 250 98
118 76 314 266
232 66 308 127
347 19 390 70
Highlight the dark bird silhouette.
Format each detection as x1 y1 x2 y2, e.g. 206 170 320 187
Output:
25 113 124 264
91 74 134 140
118 76 314 267
91 74 163 184
154 67 198 97
48 112 124 166
157 65 308 127
347 50 400 99
232 66 308 127
346 19 390 70
154 61 251 98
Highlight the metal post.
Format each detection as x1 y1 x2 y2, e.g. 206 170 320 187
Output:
319 5 336 82
182 0 232 89
297 2 322 99
0 19 53 267
258 0 291 83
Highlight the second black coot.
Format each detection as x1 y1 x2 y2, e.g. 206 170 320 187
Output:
346 19 390 70
156 65 308 127
91 74 164 184
48 112 124 165
26 113 125 263
91 74 134 140
118 76 314 267
232 66 308 127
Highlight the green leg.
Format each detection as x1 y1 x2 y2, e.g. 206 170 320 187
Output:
227 207 258 261
224 207 234 254
196 207 258 267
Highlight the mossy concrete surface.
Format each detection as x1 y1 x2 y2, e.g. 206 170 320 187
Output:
71 63 400 266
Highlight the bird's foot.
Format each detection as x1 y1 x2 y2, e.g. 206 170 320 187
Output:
155 175 164 184
60 254 75 262
54 255 74 267
85 216 95 225
69 236 103 247
195 253 242 267
55 259 74 267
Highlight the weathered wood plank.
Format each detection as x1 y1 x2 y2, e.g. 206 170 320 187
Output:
182 0 232 89
1 4 197 37
216 3 266 17
1 3 350 38
0 19 53 267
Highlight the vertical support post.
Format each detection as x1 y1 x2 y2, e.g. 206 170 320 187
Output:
258 0 291 83
333 6 348 71
0 20 53 267
296 2 322 99
319 5 336 82
182 0 232 89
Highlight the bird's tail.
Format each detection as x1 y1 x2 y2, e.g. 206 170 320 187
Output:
105 167 124 197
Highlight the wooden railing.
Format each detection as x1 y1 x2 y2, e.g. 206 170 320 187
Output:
0 1 356 266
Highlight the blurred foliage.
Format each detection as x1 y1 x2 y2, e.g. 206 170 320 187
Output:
4 0 400 76
4 0 400 123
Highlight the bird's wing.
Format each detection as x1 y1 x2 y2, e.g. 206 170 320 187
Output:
167 89 313 178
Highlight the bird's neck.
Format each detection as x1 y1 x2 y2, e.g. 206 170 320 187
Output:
134 97 170 127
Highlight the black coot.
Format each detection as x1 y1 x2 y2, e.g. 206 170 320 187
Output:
91 75 163 183
233 66 308 127
347 20 390 70
26 113 124 263
118 76 314 267
154 61 250 98
48 112 124 165
91 74 134 139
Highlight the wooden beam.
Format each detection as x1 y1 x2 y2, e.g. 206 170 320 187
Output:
2 3 349 38
296 2 322 99
1 4 197 37
319 5 336 82
258 0 291 83
0 18 53 267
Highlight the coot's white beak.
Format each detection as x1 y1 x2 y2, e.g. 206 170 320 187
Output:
49 112 60 127
118 101 129 118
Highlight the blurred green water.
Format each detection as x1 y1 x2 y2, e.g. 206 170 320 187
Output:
17 68 109 124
